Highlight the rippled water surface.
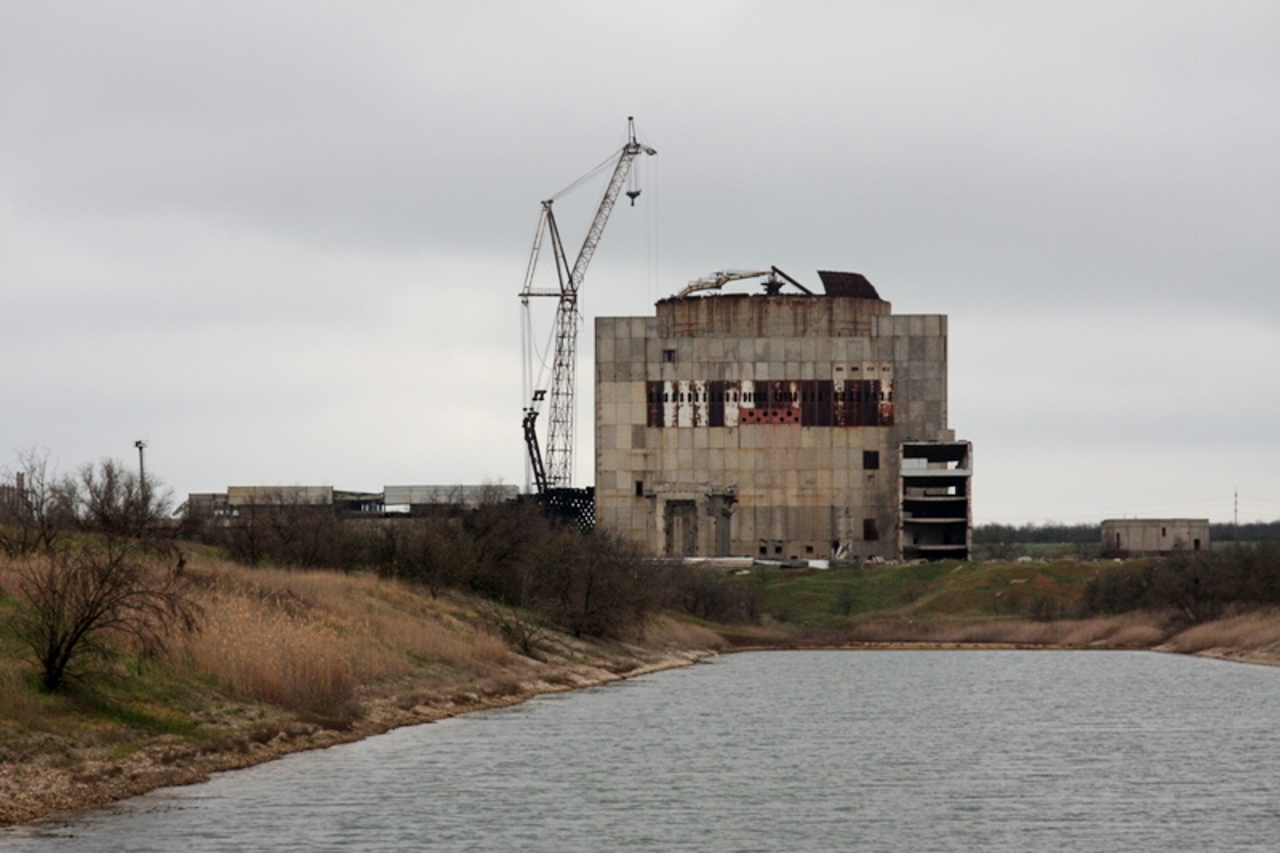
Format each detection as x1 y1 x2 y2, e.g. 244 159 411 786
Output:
6 651 1280 851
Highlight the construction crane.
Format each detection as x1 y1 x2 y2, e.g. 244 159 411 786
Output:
520 118 656 495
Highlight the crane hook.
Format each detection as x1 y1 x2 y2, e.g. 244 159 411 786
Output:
626 189 642 206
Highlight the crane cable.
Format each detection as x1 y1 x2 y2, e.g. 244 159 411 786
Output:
547 148 622 202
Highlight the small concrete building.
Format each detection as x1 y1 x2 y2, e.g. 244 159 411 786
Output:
594 270 971 561
1101 518 1210 557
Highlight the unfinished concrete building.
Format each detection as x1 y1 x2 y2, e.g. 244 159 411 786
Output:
595 270 971 562
1101 518 1210 557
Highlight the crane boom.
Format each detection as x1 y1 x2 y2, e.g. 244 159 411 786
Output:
521 118 656 492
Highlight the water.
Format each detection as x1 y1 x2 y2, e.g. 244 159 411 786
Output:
6 651 1280 851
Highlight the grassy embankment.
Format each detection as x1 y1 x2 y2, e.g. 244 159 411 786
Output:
4 547 1280 827
0 547 722 826
715 557 1280 658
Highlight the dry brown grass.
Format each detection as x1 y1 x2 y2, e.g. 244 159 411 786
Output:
171 554 512 715
1163 610 1280 654
928 621 1063 645
642 616 727 650
843 612 1174 649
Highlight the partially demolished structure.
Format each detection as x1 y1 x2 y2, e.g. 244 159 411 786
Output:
594 270 971 561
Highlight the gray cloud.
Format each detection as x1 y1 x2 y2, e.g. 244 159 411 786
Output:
2 1 1277 522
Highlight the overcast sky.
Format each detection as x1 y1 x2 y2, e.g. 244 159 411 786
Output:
2 1 1277 525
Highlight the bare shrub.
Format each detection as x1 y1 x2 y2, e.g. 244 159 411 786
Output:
1028 595 1063 622
473 597 550 658
13 540 200 690
662 564 759 623
1080 545 1280 624
532 528 659 639
388 519 474 597
832 582 857 617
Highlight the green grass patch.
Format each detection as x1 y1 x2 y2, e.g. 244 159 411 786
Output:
748 559 1120 628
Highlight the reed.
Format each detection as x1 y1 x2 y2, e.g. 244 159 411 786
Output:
170 554 513 715
1164 610 1280 654
642 615 727 650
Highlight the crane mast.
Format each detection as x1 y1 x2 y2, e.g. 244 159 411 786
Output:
521 118 656 493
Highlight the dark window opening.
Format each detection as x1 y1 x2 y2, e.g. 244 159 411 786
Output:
774 544 782 555
805 545 814 555
863 450 880 470
759 545 767 556
863 518 879 541
634 480 644 497
662 349 676 363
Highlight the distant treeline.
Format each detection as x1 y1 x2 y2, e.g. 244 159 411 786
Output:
975 520 1280 545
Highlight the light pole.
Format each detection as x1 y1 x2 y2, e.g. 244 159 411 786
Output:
135 440 148 518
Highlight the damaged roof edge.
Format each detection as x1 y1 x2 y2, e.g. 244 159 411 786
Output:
660 270 883 302
817 271 880 299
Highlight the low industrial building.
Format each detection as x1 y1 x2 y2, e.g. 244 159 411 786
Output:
594 269 971 561
185 484 517 521
1101 518 1210 557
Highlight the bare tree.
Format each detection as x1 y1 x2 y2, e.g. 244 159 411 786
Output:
473 596 551 658
536 529 656 639
75 458 172 537
14 539 200 690
392 519 474 597
0 448 77 557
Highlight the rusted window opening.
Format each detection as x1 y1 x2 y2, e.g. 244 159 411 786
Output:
863 518 879 541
